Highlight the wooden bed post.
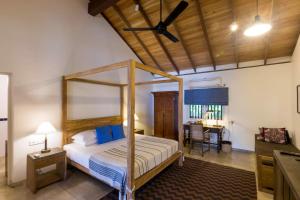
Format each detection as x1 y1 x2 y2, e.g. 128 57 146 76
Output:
62 77 68 146
127 60 136 199
120 86 124 121
178 79 184 166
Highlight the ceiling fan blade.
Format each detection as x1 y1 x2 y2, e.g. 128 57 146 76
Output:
162 30 179 42
123 27 156 31
163 1 188 26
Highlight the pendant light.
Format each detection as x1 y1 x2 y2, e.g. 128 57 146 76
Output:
244 0 272 37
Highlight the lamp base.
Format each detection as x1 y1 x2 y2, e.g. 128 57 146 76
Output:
41 149 51 153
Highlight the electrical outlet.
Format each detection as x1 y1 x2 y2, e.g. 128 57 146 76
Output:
29 139 44 146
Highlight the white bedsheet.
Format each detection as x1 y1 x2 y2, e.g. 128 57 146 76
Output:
63 134 178 170
64 134 179 197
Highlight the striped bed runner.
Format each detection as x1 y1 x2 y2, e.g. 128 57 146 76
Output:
89 136 178 196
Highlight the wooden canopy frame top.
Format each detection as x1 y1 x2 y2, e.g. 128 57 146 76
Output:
62 60 183 199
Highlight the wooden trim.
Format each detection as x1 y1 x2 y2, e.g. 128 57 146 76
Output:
101 13 146 65
178 80 184 166
133 0 180 74
229 0 239 68
120 86 124 120
5 140 7 177
195 0 216 70
112 5 163 71
264 0 275 65
127 60 136 199
63 116 122 145
88 0 120 16
135 62 181 81
135 151 181 189
68 159 90 174
62 77 68 146
68 78 123 87
64 60 130 80
163 1 197 72
165 61 291 77
121 79 177 86
297 85 300 114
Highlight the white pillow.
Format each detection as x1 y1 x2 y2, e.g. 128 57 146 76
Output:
71 130 96 142
73 138 97 146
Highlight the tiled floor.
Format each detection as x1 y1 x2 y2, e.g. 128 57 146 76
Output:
0 148 273 200
0 157 112 200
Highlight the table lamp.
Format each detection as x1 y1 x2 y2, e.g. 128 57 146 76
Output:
123 114 139 127
204 109 214 126
35 122 57 153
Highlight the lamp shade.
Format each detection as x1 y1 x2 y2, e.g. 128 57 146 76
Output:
35 122 56 135
123 114 140 127
134 114 139 121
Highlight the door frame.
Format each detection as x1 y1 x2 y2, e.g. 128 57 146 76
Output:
0 72 13 185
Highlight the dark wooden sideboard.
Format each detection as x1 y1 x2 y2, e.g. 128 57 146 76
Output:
274 150 300 200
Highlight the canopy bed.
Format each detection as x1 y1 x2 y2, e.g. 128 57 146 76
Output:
61 60 183 200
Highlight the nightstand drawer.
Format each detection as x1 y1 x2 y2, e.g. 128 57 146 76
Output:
35 154 65 168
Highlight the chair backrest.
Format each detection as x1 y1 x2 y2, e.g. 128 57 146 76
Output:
190 124 204 140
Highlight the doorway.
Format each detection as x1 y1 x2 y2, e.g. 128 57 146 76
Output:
0 74 9 185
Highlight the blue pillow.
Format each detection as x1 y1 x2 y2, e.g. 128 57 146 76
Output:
96 126 113 144
111 124 125 140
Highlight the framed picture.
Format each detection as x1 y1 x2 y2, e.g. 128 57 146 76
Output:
298 85 300 113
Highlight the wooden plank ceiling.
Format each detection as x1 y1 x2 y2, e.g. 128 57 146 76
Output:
100 0 300 74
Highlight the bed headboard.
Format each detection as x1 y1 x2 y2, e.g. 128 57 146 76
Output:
62 115 122 145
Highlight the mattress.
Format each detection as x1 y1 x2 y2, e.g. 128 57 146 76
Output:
64 134 178 192
64 136 126 169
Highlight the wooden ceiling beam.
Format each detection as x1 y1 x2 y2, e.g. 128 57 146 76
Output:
164 1 197 72
88 0 120 16
264 0 275 65
194 0 216 70
229 0 239 68
133 0 180 74
101 13 146 65
112 5 164 71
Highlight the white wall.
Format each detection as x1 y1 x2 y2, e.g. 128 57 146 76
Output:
0 75 8 157
154 63 293 151
0 0 153 183
292 36 300 149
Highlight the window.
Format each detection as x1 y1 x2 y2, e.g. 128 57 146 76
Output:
189 105 223 120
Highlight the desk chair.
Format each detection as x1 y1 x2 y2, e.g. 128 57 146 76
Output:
189 124 211 156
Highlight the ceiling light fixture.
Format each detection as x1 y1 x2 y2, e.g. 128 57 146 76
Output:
230 22 238 32
244 0 272 37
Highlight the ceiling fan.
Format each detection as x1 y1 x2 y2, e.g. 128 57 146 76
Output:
123 0 189 42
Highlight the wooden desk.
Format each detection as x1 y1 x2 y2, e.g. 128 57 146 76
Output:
184 124 224 153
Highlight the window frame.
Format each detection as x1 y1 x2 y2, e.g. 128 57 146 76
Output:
189 105 223 120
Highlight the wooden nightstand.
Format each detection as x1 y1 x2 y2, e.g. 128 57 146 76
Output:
27 148 67 193
134 129 144 135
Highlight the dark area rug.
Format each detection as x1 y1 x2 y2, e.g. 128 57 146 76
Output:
101 157 257 200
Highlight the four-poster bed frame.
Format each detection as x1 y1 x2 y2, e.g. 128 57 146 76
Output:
62 59 183 199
